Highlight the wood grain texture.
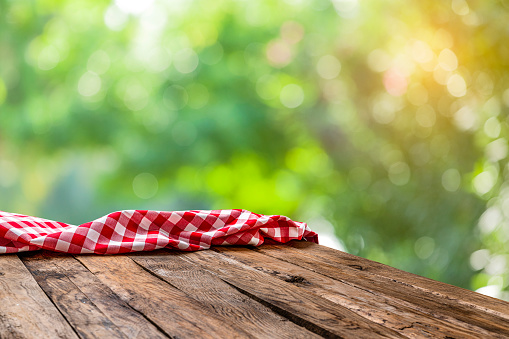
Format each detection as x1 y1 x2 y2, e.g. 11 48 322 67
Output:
21 251 168 339
287 240 509 320
76 254 252 339
256 242 509 337
0 254 78 339
20 253 126 338
213 246 484 338
129 250 319 339
4 242 509 339
173 249 406 339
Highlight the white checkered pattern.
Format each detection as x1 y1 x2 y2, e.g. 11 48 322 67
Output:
0 209 318 254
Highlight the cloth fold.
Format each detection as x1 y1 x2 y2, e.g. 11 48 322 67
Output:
0 209 318 254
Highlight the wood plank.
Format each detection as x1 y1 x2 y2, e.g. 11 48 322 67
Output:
171 248 405 338
255 242 509 336
213 246 487 338
75 254 252 338
0 254 78 339
129 250 320 339
19 253 126 338
20 252 168 339
288 240 509 319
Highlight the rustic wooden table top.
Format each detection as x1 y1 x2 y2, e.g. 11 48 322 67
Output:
1 240 508 338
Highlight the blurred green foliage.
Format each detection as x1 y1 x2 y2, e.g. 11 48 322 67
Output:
1 0 509 299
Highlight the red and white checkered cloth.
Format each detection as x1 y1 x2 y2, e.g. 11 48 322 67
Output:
0 209 318 254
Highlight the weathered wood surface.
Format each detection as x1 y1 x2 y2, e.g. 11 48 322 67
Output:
1 241 508 339
255 242 509 336
129 251 319 339
286 241 509 319
0 255 78 339
75 254 250 338
20 253 165 339
213 246 484 338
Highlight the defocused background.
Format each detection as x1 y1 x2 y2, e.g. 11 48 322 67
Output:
1 0 508 299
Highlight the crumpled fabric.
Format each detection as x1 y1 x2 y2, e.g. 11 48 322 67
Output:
0 209 318 254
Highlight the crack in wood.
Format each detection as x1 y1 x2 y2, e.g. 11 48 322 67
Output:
220 279 341 339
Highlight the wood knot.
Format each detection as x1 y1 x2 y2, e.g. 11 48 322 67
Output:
348 264 364 270
281 275 307 284
254 267 309 284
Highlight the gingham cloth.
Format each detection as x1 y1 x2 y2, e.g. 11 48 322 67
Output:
0 209 318 254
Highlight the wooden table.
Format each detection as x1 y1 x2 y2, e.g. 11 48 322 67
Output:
1 241 508 338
